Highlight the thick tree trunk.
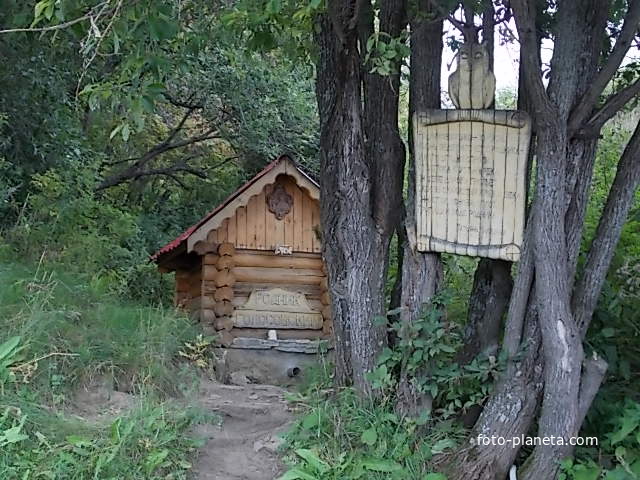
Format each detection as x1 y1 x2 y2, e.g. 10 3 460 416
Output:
315 0 408 395
521 126 585 480
315 8 388 392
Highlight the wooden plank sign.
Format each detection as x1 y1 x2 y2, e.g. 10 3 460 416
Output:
414 110 531 261
232 288 323 329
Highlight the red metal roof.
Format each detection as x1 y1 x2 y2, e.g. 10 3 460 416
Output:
150 155 315 262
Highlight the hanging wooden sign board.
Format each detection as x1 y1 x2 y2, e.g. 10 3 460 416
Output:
414 109 531 261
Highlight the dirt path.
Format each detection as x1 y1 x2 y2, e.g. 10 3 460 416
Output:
192 380 295 480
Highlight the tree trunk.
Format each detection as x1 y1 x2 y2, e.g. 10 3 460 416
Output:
573 123 640 335
395 0 443 416
458 258 513 427
315 0 408 395
459 259 513 365
444 301 543 480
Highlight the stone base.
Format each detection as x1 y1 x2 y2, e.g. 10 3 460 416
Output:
213 347 331 386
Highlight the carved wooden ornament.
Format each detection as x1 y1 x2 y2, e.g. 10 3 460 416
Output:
267 183 293 220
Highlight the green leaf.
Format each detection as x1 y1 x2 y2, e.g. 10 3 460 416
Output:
113 33 120 55
32 0 52 26
360 427 378 446
145 449 169 473
301 411 322 431
266 0 282 14
424 474 447 480
109 124 123 140
603 468 629 480
66 435 91 447
431 438 455 454
277 469 318 480
0 336 21 363
295 449 329 473
601 327 616 338
360 458 403 472
2 426 28 444
573 465 601 480
44 3 55 20
611 414 640 445
121 123 131 142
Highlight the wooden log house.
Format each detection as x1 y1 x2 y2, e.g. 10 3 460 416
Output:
152 156 332 353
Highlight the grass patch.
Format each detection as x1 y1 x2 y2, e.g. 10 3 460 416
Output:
0 260 218 479
0 261 203 396
280 369 464 480
0 398 215 479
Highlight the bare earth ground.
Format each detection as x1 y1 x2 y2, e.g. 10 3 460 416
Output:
71 377 295 480
191 379 295 480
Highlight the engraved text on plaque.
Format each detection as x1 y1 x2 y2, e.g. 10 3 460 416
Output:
232 288 323 329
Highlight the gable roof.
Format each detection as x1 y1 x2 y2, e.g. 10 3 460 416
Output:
151 155 319 263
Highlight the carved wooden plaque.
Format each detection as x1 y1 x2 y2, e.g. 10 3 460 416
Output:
414 110 531 261
232 288 323 329
267 183 293 220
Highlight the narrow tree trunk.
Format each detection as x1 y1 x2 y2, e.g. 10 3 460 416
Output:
395 0 443 416
459 259 513 365
573 123 640 335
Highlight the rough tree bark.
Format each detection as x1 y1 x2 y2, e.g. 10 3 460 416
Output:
444 0 640 477
395 0 444 416
315 0 409 395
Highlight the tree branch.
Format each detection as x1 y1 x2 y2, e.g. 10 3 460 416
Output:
510 0 555 122
97 103 221 191
428 0 473 38
577 78 640 137
0 3 108 34
163 92 204 110
573 121 640 336
96 155 208 191
568 0 640 133
577 353 608 426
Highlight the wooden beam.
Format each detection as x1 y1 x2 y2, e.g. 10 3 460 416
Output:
233 252 323 270
233 266 324 285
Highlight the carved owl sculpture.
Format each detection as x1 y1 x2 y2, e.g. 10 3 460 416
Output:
448 41 496 109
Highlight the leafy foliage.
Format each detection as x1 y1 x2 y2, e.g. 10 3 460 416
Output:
281 369 460 479
368 295 504 421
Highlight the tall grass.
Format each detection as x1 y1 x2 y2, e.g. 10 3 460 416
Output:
0 259 216 479
0 261 200 395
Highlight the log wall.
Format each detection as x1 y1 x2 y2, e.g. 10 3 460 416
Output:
180 245 332 346
172 174 331 347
